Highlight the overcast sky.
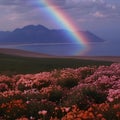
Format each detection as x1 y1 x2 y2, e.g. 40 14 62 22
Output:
0 0 120 38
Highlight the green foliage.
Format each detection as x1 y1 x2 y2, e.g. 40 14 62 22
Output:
26 100 55 119
57 78 79 89
17 83 31 91
62 89 90 110
62 86 107 110
49 88 63 102
82 87 107 103
80 67 95 79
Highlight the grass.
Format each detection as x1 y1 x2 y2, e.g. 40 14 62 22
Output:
0 54 113 75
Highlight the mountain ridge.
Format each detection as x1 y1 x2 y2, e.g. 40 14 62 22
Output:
0 24 105 44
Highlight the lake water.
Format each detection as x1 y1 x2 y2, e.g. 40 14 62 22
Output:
0 41 120 56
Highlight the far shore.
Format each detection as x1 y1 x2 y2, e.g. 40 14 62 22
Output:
0 48 120 63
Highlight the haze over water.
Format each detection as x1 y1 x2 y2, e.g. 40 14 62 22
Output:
0 38 119 56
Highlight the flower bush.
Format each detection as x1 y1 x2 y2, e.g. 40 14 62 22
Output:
61 103 120 120
57 77 79 89
48 87 63 102
0 63 119 119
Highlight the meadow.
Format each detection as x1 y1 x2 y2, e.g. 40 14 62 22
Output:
0 54 120 120
0 54 113 75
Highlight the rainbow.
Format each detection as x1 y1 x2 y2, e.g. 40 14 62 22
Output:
38 0 90 55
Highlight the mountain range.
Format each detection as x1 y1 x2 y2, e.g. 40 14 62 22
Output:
0 25 104 44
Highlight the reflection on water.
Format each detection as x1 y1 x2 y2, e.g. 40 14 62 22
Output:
0 41 120 56
17 44 85 56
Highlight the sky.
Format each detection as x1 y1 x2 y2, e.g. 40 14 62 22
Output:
0 0 120 33
0 0 120 56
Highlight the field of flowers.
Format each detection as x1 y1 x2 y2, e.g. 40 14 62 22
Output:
0 63 120 120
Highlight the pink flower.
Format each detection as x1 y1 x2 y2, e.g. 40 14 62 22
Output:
64 107 70 112
107 97 114 102
38 110 47 116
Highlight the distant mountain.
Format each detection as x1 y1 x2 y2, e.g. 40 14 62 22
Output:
0 24 105 44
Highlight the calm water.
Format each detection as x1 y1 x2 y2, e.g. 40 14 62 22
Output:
0 41 120 56
15 44 84 56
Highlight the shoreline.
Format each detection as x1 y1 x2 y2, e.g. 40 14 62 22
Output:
0 48 120 62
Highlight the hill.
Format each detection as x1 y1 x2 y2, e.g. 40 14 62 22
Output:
0 48 119 63
0 48 52 58
0 24 104 44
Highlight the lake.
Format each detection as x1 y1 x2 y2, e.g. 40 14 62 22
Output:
0 41 120 56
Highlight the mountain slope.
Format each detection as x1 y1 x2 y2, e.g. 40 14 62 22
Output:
0 25 105 44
